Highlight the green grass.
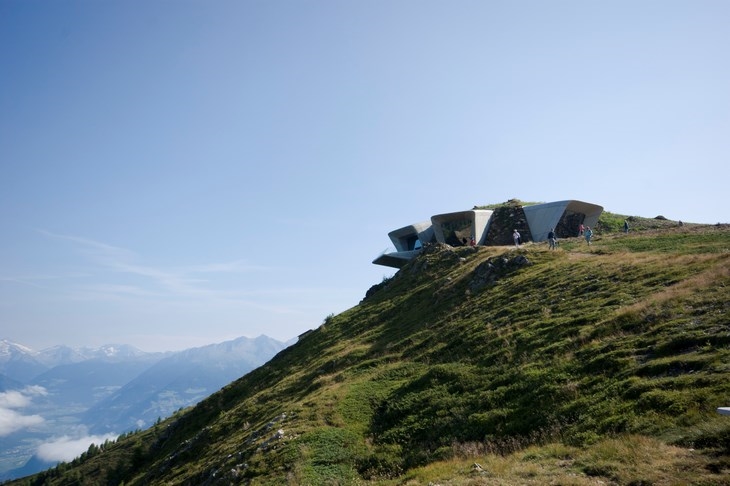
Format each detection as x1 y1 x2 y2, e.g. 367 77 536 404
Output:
8 221 730 486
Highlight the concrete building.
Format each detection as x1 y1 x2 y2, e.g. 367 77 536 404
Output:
373 200 603 269
373 221 434 268
431 209 493 246
523 200 603 242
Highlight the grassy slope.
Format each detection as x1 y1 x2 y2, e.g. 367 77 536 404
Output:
8 219 730 486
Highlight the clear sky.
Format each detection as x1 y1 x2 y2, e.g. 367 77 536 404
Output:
1 1 728 352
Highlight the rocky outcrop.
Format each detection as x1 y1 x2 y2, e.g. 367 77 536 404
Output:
482 200 532 245
468 254 532 293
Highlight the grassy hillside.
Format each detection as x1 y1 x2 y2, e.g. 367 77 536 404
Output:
7 218 730 485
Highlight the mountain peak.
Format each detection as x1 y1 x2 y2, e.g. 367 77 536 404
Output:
8 221 730 485
0 340 39 364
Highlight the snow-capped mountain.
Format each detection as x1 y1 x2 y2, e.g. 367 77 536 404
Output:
0 339 47 383
0 340 160 380
83 335 287 434
0 339 36 359
31 345 88 366
0 335 289 481
35 343 152 367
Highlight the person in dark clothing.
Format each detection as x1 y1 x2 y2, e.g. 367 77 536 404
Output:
584 226 593 245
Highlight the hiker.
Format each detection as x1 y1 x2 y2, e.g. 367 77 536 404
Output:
623 220 629 233
584 226 593 246
470 237 476 247
547 228 557 250
513 229 521 247
579 223 584 236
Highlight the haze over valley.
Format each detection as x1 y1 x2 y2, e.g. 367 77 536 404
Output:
0 336 287 480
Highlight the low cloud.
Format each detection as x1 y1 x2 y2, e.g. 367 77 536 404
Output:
0 386 47 436
36 433 118 463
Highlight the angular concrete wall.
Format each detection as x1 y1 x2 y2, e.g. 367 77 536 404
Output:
569 200 603 231
372 249 421 268
431 210 493 246
388 221 434 252
523 200 603 241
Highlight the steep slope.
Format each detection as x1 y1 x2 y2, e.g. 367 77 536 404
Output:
10 222 730 485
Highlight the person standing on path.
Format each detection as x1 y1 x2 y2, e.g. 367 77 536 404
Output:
513 229 521 247
584 226 593 246
548 228 557 250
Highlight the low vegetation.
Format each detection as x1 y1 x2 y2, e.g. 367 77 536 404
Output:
6 214 730 485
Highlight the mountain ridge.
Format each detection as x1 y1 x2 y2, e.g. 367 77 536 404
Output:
6 217 730 485
0 341 166 384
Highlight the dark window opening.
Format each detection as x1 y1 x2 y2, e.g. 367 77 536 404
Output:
557 211 586 237
402 235 421 251
441 219 472 246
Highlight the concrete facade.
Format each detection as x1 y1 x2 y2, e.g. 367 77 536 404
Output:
373 200 603 268
523 200 603 242
431 209 493 246
388 221 435 252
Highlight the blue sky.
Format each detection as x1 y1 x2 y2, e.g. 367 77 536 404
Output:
1 1 728 351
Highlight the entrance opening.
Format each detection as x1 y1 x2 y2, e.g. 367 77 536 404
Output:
557 210 585 237
440 218 472 246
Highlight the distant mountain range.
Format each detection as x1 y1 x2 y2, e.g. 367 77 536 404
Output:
84 335 288 434
0 336 289 481
0 341 158 384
